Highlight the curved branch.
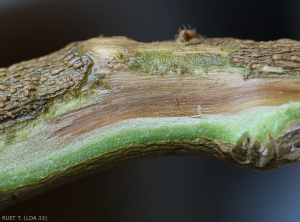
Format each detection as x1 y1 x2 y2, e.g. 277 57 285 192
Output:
1 31 300 208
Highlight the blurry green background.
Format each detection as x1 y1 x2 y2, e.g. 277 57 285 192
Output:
1 0 300 221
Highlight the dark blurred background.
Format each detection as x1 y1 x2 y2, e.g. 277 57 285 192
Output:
1 0 300 221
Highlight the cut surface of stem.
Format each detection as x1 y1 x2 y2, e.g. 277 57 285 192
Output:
1 30 300 208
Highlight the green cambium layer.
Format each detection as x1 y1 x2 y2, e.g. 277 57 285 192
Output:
128 50 300 78
128 51 232 75
1 102 300 190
